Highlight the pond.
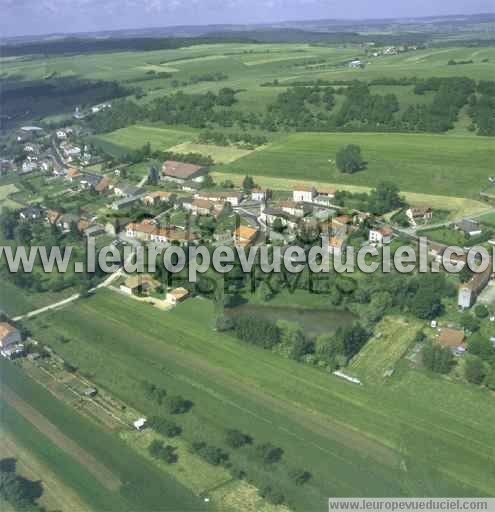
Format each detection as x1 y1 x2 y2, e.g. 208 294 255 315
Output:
225 303 356 336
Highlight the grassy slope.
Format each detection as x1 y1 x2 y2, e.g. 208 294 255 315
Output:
0 359 206 512
25 291 495 509
220 131 495 197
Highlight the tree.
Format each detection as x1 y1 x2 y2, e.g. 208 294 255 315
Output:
242 175 255 191
147 166 160 186
165 395 193 414
259 485 285 505
474 304 489 319
464 355 486 385
289 468 312 486
336 144 364 174
148 440 178 464
148 416 182 437
460 312 480 333
256 443 284 465
225 429 253 448
422 341 454 374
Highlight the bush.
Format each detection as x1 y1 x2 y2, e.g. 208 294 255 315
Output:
474 304 489 319
225 429 253 448
148 416 182 438
289 468 312 486
166 395 193 415
256 443 284 465
464 355 486 385
147 440 178 464
191 442 229 466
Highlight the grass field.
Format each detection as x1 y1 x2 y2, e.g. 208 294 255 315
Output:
169 142 254 163
349 317 421 384
219 132 495 198
0 359 207 512
92 124 197 155
24 291 495 508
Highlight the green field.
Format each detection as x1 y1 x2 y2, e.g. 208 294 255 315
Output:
24 291 495 509
92 124 197 155
220 131 495 197
0 359 205 512
169 142 254 163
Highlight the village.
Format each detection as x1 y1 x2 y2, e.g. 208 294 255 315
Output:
1 120 495 377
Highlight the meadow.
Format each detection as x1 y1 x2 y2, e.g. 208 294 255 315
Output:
220 131 495 198
24 290 495 509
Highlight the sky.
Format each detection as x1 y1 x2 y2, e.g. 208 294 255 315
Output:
1 0 494 38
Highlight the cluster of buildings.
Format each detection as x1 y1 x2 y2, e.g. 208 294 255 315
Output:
0 322 23 360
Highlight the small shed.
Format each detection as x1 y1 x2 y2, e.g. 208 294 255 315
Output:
133 418 147 431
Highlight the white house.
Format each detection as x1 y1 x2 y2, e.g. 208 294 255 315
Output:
369 227 393 245
349 59 362 68
251 188 268 202
0 323 22 349
56 130 67 140
293 186 316 203
133 418 147 430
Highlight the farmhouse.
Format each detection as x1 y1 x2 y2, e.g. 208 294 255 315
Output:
66 167 81 182
166 287 190 305
369 227 393 245
437 328 465 352
113 184 142 198
251 188 270 202
161 161 208 184
458 265 492 309
279 201 310 218
142 191 173 206
260 207 299 231
406 207 433 226
95 176 112 194
79 173 103 190
111 196 142 210
293 185 316 203
194 191 243 206
126 222 197 245
120 274 160 296
234 225 258 247
0 323 21 349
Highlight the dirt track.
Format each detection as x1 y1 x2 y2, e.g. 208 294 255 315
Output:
1 387 121 492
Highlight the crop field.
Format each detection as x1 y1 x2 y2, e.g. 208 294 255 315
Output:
24 290 495 508
220 131 495 197
349 317 421 384
0 359 206 512
92 124 197 154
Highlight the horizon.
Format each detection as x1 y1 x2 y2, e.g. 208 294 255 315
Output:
2 0 494 39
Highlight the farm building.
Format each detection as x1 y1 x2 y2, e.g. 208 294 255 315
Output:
161 161 208 184
369 227 393 245
167 287 190 305
194 191 243 207
458 265 492 309
120 274 161 296
234 225 258 247
437 328 465 352
293 185 316 203
0 323 21 349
